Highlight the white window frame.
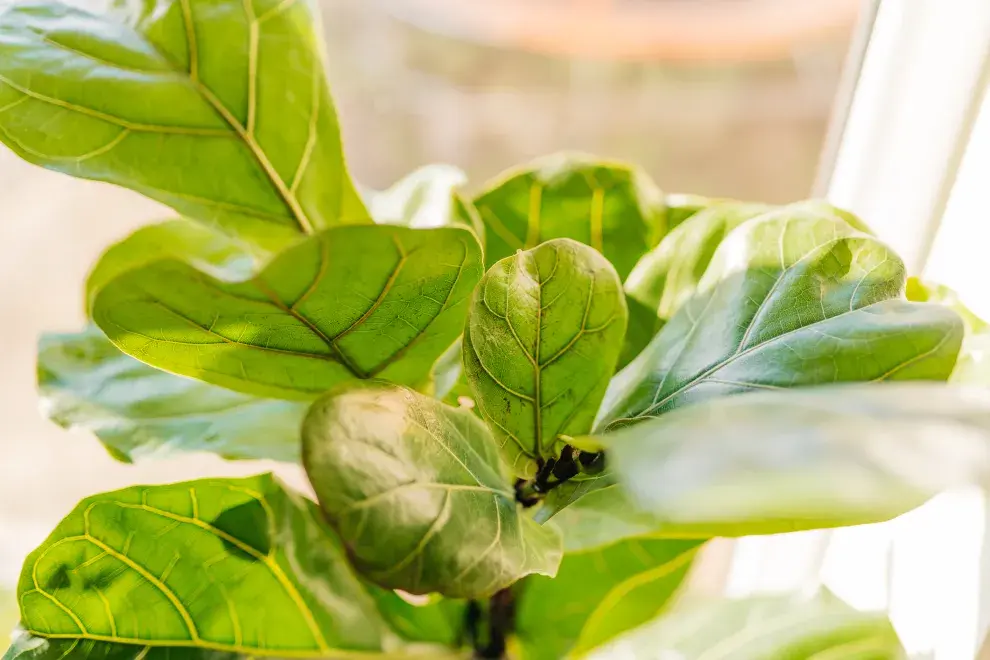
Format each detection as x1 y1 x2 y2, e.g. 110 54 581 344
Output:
722 2 990 659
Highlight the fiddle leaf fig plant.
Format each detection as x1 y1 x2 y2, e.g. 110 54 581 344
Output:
5 0 990 659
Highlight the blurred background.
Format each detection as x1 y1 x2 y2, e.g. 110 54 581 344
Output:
5 0 990 657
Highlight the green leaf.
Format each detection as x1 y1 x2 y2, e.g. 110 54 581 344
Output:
4 630 246 660
624 201 771 318
0 0 369 245
620 591 904 660
85 219 262 315
906 277 988 334
536 476 663 551
600 212 963 427
617 295 663 372
662 193 712 231
302 381 562 598
93 225 483 400
468 154 665 279
15 474 446 657
38 326 306 462
366 165 468 229
515 538 700 660
463 239 628 477
603 383 990 536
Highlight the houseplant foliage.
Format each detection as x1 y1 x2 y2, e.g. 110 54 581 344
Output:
4 0 990 658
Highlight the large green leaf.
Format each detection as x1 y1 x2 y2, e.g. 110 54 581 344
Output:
624 200 868 322
302 381 562 598
366 165 468 229
3 630 246 660
515 538 700 660
619 591 904 660
38 326 306 463
463 239 628 477
93 225 483 400
15 473 462 657
623 201 771 318
85 219 261 314
465 154 665 279
602 383 990 536
0 0 368 245
536 476 664 550
600 212 963 427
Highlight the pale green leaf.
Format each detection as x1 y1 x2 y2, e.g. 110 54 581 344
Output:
463 239 628 477
38 326 306 463
661 193 712 231
906 277 988 334
15 474 451 657
617 295 663 371
603 383 990 536
366 165 468 229
624 201 771 318
93 225 483 400
0 0 369 245
515 538 700 660
85 219 262 315
302 381 562 598
616 591 904 660
625 200 872 321
468 154 665 279
537 477 663 551
600 212 963 427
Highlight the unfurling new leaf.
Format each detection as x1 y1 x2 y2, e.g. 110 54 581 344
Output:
463 238 628 477
93 225 483 400
302 381 562 598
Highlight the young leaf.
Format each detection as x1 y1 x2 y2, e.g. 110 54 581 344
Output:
624 201 771 317
515 538 701 660
85 219 261 315
465 154 665 279
463 239 628 477
602 383 990 536
38 326 306 463
0 0 369 245
600 212 963 427
302 381 562 598
618 591 905 659
93 225 483 400
366 165 468 229
16 474 419 657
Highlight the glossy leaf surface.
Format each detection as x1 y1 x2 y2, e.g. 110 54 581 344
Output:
467 154 664 279
85 219 260 314
93 225 483 400
601 213 962 427
38 326 306 463
463 239 627 476
620 591 904 660
515 538 700 660
604 383 990 536
0 0 369 245
16 474 419 656
624 201 770 318
303 381 562 598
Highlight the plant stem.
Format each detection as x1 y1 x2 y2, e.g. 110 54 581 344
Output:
468 588 516 659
